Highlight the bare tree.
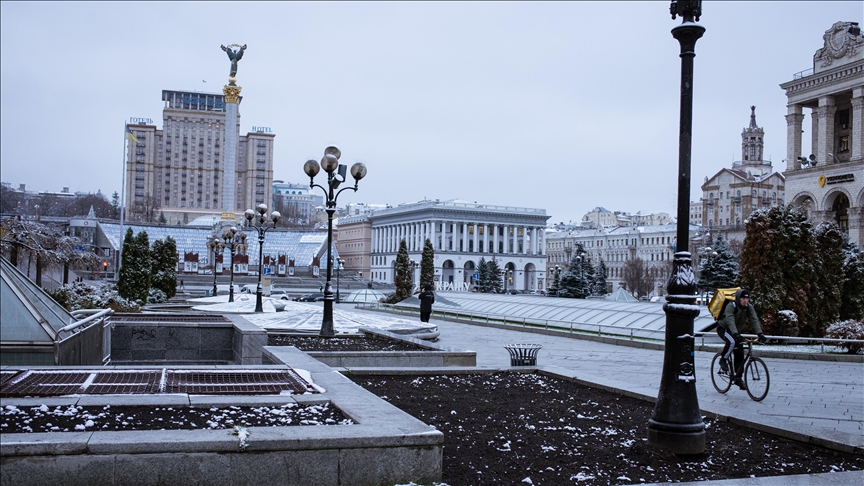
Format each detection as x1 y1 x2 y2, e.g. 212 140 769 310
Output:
0 219 101 286
621 257 654 298
129 194 161 223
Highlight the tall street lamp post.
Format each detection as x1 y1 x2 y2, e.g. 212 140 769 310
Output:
647 0 706 455
303 146 367 337
245 204 281 313
206 236 224 297
335 258 344 303
550 265 562 297
409 259 418 292
222 226 248 303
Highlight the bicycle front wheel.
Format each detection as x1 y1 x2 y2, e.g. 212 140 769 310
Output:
711 353 732 394
744 357 770 401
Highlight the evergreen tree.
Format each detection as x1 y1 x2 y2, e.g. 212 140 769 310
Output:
420 238 435 289
151 236 178 299
738 205 817 336
840 240 864 320
699 234 738 291
558 244 592 298
158 212 167 225
486 257 503 294
118 229 151 303
476 257 489 292
392 239 412 302
111 192 120 219
594 258 609 295
811 222 844 331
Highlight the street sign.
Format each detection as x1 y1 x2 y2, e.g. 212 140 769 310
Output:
263 267 272 275
472 273 479 280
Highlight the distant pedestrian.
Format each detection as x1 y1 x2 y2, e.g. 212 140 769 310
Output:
180 279 185 290
419 284 435 323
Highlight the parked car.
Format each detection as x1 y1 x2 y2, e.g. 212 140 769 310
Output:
295 293 325 302
270 289 291 300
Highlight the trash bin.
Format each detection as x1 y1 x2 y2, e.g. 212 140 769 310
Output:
504 344 543 366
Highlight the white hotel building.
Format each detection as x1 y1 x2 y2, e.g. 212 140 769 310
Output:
368 200 550 292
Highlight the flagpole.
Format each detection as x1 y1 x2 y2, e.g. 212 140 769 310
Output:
119 121 128 276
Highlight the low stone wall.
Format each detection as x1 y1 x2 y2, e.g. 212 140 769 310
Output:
1 353 443 485
109 315 266 365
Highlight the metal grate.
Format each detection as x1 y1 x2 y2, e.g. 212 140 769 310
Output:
111 313 231 323
1 370 23 388
1 371 91 397
165 370 313 395
88 371 161 395
1 369 317 397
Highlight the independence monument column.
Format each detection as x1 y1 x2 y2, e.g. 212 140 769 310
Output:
220 43 246 219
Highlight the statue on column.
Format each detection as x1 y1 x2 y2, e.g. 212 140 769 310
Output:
221 44 247 85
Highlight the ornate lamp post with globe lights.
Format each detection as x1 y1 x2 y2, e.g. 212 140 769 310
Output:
222 226 247 303
303 146 367 336
206 236 224 298
647 0 706 455
245 204 281 313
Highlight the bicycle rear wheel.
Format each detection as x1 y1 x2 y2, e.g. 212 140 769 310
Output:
711 353 732 394
744 357 770 401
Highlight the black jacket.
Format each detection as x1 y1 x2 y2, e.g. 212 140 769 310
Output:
419 290 435 312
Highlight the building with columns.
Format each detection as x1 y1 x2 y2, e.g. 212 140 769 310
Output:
546 223 701 296
699 106 786 245
368 199 550 292
781 21 863 247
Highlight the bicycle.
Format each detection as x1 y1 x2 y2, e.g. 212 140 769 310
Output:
710 338 770 401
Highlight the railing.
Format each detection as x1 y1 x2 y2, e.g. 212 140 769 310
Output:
356 303 864 353
792 68 814 80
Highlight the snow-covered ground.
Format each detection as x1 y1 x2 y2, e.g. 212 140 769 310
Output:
189 295 437 337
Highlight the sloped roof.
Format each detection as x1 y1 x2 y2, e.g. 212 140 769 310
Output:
341 288 387 303
99 223 333 267
605 287 639 302
1 258 76 344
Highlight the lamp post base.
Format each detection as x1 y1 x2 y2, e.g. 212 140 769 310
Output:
647 420 705 455
319 297 335 337
648 251 705 455
255 290 263 313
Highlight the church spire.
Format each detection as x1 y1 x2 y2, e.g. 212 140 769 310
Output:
749 105 758 129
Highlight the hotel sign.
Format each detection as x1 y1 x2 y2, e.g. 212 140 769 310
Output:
129 117 154 125
252 126 272 133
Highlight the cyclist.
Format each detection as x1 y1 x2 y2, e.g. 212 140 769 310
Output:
717 289 766 390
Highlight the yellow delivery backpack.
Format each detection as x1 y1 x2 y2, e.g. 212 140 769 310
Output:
708 287 741 321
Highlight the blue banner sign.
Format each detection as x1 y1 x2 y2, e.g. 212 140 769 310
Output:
252 126 272 133
129 117 154 125
180 96 225 109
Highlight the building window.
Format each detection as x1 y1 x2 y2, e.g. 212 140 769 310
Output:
838 135 849 153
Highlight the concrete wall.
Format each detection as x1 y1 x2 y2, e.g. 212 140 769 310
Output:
110 316 265 365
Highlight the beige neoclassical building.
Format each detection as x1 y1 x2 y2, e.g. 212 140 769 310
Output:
368 199 550 292
781 21 863 247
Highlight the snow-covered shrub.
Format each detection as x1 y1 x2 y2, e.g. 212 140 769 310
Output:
147 288 167 304
774 310 799 337
45 282 140 313
825 319 864 354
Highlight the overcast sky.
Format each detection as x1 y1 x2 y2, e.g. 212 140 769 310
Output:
1 2 860 225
